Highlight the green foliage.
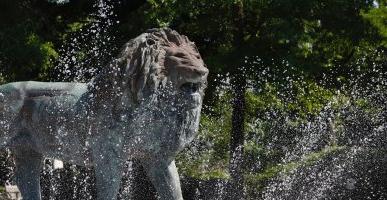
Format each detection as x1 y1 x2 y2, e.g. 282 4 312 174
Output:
0 1 59 81
362 5 387 46
62 18 93 39
0 25 58 81
0 0 97 82
246 80 334 119
246 85 284 114
28 34 59 79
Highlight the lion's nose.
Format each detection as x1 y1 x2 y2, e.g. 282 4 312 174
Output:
194 67 208 77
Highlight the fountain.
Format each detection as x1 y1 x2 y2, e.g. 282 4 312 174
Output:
259 54 387 200
0 0 386 200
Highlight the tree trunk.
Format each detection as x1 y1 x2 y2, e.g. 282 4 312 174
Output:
228 75 247 199
227 1 246 199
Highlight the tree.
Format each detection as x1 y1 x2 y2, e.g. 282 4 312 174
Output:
143 0 382 198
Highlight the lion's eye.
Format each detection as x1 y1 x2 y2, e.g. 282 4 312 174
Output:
146 39 155 46
174 52 186 58
194 54 201 59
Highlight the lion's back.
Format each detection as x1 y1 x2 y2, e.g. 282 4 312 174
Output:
0 81 88 124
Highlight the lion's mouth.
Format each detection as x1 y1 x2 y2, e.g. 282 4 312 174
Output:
180 82 200 94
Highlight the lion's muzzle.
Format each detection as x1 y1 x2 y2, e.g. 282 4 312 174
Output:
178 82 202 109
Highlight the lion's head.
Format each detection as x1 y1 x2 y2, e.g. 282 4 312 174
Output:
93 28 208 113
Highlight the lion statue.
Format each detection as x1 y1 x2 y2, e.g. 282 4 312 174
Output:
0 28 208 200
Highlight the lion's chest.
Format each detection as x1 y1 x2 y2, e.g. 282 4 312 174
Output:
126 107 201 157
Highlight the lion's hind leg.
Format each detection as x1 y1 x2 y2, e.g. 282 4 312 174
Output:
13 147 43 200
0 90 23 147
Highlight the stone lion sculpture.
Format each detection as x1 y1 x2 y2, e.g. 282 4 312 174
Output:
0 28 208 200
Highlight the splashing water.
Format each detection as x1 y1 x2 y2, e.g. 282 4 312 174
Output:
54 0 118 82
246 53 387 200
46 0 125 199
48 1 134 199
1 0 386 199
176 51 386 200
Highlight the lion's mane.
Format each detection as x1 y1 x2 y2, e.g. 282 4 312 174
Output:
90 28 202 109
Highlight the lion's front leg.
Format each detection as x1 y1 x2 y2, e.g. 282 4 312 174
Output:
92 133 124 200
143 159 183 200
